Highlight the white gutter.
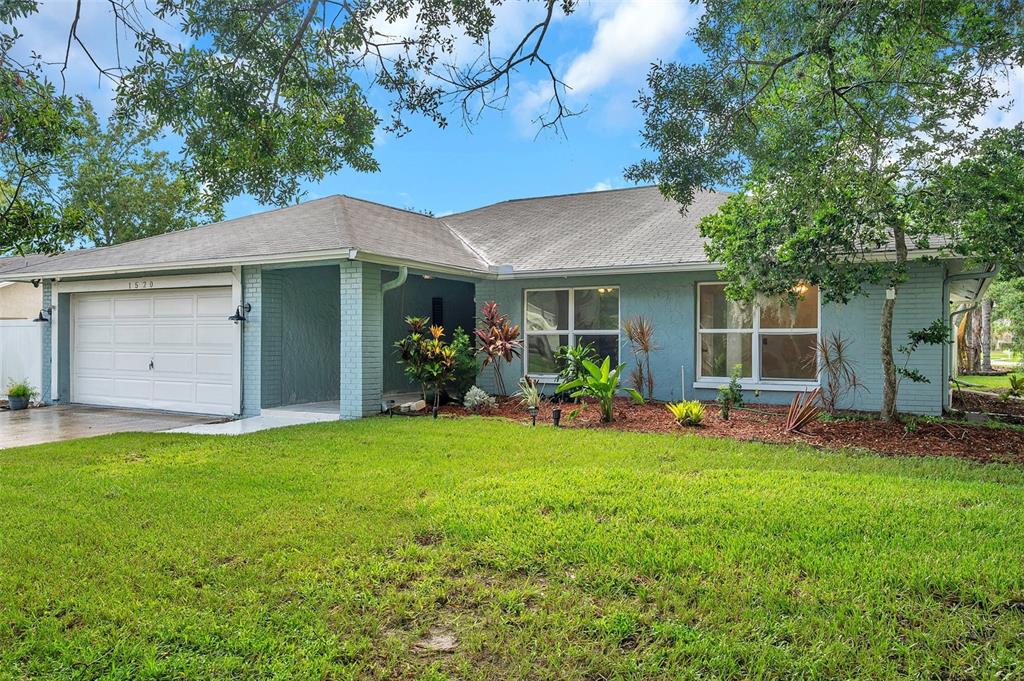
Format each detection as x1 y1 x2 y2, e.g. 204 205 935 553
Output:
381 265 408 293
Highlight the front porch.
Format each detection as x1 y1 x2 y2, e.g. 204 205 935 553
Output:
240 260 477 420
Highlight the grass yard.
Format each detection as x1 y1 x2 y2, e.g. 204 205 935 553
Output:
3 418 1024 679
955 372 1022 391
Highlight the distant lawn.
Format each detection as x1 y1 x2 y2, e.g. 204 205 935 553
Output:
955 372 1022 391
3 418 1024 678
991 349 1023 367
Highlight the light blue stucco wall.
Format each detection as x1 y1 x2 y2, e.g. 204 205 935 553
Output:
475 261 948 415
382 272 476 394
261 265 341 407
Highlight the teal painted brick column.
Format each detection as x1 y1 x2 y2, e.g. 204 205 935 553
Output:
340 261 383 419
241 265 262 416
40 281 52 404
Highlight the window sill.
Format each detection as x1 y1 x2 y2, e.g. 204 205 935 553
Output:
693 380 819 392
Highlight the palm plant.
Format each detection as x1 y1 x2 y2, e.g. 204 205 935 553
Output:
474 301 521 396
555 356 643 423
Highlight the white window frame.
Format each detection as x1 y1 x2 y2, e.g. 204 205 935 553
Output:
694 282 820 391
523 286 621 380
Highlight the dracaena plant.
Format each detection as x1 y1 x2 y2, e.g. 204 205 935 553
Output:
474 301 521 397
555 356 643 423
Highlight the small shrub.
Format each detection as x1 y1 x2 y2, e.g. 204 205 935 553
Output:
463 386 496 411
667 400 705 426
554 342 598 396
716 365 745 420
814 332 865 413
555 356 642 423
514 376 541 410
623 315 657 400
448 327 479 400
6 379 38 401
784 388 821 434
474 301 522 397
1008 373 1024 398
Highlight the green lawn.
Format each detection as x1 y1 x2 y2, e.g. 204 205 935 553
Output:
3 419 1024 679
991 349 1023 367
955 372 1022 391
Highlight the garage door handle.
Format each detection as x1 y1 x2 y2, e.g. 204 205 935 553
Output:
149 360 154 370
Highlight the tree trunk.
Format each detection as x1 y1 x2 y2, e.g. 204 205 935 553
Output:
981 298 993 372
880 295 898 421
879 225 908 422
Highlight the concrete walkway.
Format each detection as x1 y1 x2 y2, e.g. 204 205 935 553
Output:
0 405 225 449
165 402 341 435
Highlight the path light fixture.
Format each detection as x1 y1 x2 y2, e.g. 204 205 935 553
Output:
32 308 50 323
528 405 538 426
228 303 251 323
551 407 561 428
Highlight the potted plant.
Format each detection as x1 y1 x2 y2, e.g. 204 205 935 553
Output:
6 379 38 411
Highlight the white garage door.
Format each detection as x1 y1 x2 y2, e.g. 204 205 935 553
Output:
72 288 237 415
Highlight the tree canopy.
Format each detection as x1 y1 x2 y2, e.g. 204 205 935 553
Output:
626 0 1024 419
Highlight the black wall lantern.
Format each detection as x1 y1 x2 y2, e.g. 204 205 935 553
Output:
32 308 50 323
228 303 251 323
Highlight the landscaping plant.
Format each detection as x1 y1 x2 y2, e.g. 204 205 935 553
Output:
514 376 541 411
667 400 704 426
813 332 864 414
1006 373 1024 400
5 379 38 410
784 389 822 434
716 364 745 420
555 356 643 423
394 317 457 408
462 386 495 411
623 316 657 400
474 301 521 397
447 327 479 400
554 341 598 399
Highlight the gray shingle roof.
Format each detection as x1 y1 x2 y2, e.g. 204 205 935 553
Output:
5 186 742 278
442 186 729 272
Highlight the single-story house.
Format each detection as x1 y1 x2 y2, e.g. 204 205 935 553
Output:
0 186 993 418
0 255 44 320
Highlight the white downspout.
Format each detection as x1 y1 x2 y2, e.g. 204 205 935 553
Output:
381 266 409 294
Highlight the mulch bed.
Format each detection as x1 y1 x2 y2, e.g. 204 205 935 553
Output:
952 389 1024 419
441 397 1024 464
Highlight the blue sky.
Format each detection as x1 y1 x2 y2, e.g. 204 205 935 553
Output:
15 0 705 221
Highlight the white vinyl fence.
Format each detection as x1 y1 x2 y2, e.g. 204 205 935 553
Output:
0 320 42 396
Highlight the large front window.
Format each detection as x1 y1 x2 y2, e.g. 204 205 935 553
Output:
524 287 620 376
697 283 819 382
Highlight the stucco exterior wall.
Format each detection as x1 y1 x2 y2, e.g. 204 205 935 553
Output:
476 261 948 415
0 282 41 319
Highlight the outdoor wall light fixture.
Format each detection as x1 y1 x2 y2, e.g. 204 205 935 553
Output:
228 303 252 323
32 308 51 323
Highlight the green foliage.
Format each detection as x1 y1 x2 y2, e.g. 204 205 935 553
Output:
666 400 705 426
514 376 541 410
447 327 479 400
462 385 495 411
625 0 1024 419
1008 374 1024 399
896 319 953 386
394 317 457 407
5 378 37 400
61 103 222 247
554 341 598 391
716 365 745 420
990 274 1024 360
555 356 643 423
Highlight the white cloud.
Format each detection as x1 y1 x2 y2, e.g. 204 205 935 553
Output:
974 66 1024 131
562 0 699 96
587 179 614 192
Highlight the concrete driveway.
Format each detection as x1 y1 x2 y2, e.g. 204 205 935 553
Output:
0 405 227 449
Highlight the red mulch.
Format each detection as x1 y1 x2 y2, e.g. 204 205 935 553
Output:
441 398 1024 464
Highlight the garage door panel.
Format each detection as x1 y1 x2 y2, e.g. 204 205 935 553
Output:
152 352 195 374
114 297 152 318
197 294 232 316
75 325 113 346
77 298 112 319
113 351 153 372
196 353 233 376
113 324 153 345
73 287 237 415
77 350 114 371
153 324 194 345
196 323 234 346
115 379 153 400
